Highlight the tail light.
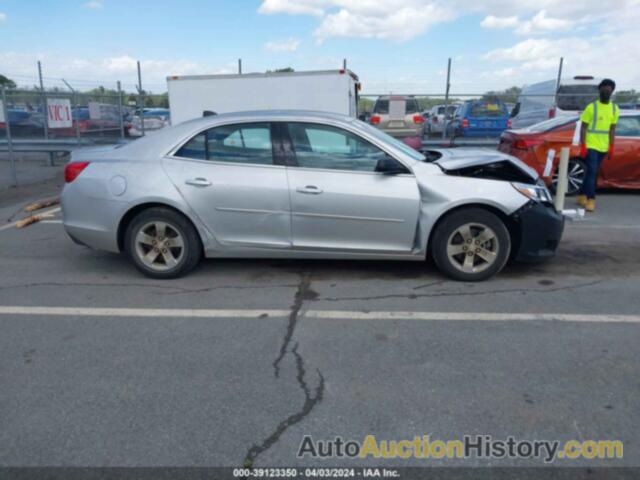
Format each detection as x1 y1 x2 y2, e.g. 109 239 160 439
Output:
513 138 544 150
461 119 469 128
0 122 6 129
412 115 424 124
432 117 438 123
370 115 381 125
507 119 512 128
64 161 90 183
77 120 90 131
548 108 556 119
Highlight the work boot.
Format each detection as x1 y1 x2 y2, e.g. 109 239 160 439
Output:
576 195 587 207
585 199 596 212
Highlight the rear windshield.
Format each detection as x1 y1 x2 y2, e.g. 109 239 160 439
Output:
557 85 598 111
373 99 389 114
373 98 419 114
469 101 509 117
405 99 419 114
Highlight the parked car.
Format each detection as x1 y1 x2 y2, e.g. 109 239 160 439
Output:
54 107 121 137
499 111 640 194
447 100 512 138
62 110 563 282
369 96 424 138
511 76 600 129
129 108 171 137
427 104 457 135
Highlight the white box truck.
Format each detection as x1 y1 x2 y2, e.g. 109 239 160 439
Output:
167 69 361 125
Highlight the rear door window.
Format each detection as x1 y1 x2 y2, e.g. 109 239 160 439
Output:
469 102 508 117
175 123 274 165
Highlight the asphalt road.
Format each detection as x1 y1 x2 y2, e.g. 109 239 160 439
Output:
1 178 639 477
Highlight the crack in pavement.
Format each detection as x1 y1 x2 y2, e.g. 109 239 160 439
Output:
316 279 604 302
272 273 314 378
243 273 324 468
244 342 324 468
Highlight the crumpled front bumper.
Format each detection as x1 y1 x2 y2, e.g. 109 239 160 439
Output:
511 201 565 262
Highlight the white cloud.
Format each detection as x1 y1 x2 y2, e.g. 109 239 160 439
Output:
264 38 301 52
83 1 103 8
258 0 637 41
315 3 455 41
481 31 640 87
515 10 572 35
0 12 7 22
481 15 519 29
259 0 327 16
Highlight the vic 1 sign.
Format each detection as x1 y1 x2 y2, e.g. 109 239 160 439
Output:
47 98 73 128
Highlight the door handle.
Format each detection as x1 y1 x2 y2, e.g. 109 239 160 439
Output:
296 185 323 194
185 177 212 187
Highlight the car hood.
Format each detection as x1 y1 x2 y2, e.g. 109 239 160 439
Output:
427 147 539 183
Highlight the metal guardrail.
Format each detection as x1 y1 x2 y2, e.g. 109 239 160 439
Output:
0 138 99 152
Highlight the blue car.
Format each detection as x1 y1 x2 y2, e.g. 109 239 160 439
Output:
448 100 512 138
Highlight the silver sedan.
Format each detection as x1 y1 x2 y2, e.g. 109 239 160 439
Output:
61 110 564 281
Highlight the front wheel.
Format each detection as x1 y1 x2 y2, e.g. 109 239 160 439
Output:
124 207 202 279
431 208 511 281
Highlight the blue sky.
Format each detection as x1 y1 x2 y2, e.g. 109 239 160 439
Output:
0 0 638 93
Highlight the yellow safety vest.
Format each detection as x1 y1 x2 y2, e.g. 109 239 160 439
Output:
580 101 619 153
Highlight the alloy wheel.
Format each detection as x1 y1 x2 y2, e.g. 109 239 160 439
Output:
134 221 185 271
446 223 500 274
552 160 585 195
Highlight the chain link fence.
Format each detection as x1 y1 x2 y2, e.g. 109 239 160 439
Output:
2 58 639 187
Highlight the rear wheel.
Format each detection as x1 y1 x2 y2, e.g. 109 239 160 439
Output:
552 158 586 196
431 208 511 281
125 207 202 279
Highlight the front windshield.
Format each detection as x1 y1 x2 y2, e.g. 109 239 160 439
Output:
353 119 426 161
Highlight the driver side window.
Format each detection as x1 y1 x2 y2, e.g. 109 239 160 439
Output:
287 122 389 172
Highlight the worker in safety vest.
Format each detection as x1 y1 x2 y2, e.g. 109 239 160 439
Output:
577 79 619 212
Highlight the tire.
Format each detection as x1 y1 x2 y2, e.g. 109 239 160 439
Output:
551 158 586 196
124 207 202 279
431 208 511 282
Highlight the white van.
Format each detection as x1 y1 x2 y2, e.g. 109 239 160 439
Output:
511 76 600 129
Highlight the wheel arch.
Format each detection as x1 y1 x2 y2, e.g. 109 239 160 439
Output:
426 203 521 261
117 202 204 253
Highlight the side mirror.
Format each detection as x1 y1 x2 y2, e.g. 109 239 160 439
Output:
375 156 409 175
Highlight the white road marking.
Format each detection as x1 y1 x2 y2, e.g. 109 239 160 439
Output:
0 207 62 232
40 220 63 224
0 306 638 323
570 224 640 230
306 311 640 323
0 306 290 318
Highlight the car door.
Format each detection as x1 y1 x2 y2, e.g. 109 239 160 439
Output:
163 122 292 249
600 115 640 187
282 121 421 253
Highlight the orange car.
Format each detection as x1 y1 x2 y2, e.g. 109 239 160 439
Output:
499 111 640 194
